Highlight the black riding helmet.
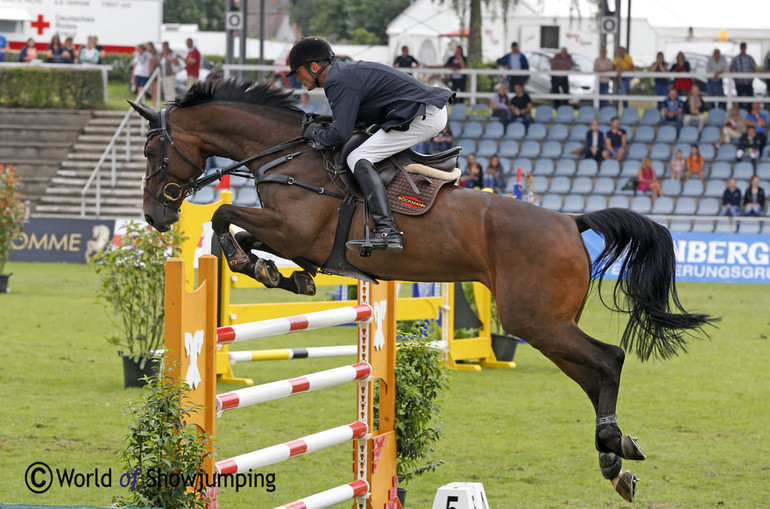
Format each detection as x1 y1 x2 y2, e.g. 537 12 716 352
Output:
286 37 335 78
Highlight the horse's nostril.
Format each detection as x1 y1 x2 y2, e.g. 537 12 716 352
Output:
144 214 155 227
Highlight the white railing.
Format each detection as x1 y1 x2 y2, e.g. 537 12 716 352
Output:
80 67 161 217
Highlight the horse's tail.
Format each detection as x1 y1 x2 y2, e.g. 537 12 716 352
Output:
575 208 716 362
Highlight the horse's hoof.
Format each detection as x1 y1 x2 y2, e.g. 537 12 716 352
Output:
291 271 316 296
254 258 281 287
611 470 638 502
621 434 646 461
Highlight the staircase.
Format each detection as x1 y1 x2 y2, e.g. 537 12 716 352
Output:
35 110 147 218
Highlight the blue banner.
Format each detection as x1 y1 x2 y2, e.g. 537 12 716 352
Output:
582 231 770 284
9 218 115 264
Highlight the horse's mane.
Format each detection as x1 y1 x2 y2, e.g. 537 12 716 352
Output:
170 78 303 115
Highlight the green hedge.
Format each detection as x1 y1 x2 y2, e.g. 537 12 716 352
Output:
0 67 104 108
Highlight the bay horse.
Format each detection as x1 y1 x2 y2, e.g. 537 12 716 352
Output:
130 79 713 502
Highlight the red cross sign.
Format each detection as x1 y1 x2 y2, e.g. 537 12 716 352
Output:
31 14 50 36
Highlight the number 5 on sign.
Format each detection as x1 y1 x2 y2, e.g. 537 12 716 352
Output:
432 482 490 509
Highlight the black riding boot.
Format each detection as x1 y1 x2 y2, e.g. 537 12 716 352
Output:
346 159 403 254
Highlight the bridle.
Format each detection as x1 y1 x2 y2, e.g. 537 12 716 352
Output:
141 107 340 212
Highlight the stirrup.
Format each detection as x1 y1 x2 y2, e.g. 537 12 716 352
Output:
346 228 403 256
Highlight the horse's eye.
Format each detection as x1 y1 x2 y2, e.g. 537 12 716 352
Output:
145 148 156 158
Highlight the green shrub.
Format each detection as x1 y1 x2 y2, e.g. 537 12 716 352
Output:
0 67 104 108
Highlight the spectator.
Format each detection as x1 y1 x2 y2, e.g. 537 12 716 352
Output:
46 34 64 63
445 46 467 97
736 126 763 162
0 32 7 62
650 52 669 109
550 47 572 108
184 38 201 89
496 42 529 91
594 46 613 107
669 52 692 97
461 153 483 188
432 124 454 153
744 102 768 138
146 41 159 98
510 82 532 129
730 42 756 110
719 178 742 217
706 48 728 108
605 116 627 161
637 157 663 205
483 155 505 191
490 83 513 125
17 38 38 63
684 144 705 181
160 41 184 102
298 93 322 114
79 36 100 65
584 119 607 162
669 148 685 180
683 85 707 132
130 43 151 96
61 37 77 64
613 46 634 108
93 36 105 64
393 46 418 69
715 104 747 149
766 53 770 93
661 88 684 130
742 175 766 216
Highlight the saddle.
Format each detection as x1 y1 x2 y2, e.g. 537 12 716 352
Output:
328 131 461 216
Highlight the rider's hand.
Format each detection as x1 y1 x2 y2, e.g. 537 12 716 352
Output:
302 123 326 142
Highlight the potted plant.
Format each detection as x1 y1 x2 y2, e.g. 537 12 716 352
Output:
114 367 214 509
461 283 518 362
90 220 184 387
0 164 26 293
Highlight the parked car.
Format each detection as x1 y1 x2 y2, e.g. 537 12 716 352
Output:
524 48 600 104
683 52 766 98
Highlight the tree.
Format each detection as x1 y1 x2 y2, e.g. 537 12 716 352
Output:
164 0 225 31
290 0 410 44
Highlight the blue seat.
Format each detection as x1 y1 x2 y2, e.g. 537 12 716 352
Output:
549 176 571 194
463 121 483 138
651 196 675 215
532 158 554 176
622 125 635 143
576 106 596 123
498 140 519 158
548 123 569 141
483 122 505 138
692 221 714 233
678 126 700 144
562 141 583 158
634 125 655 143
762 146 770 161
700 126 721 144
698 143 715 161
739 222 761 234
593 177 615 194
584 195 607 212
576 159 598 177
652 160 665 177
661 179 682 196
599 159 620 177
650 143 671 160
640 108 661 125
621 160 641 178
756 162 770 180
188 186 216 204
541 141 562 159
714 220 736 234
616 178 637 195
458 139 476 154
233 186 259 206
733 161 754 180
449 103 468 120
709 161 732 179
541 194 563 211
525 123 547 140
627 143 648 160
561 195 585 213
681 179 704 197
674 196 697 215
534 106 554 123
554 159 576 176
555 105 575 123
497 157 511 174
505 123 526 140
571 177 593 194
698 197 720 215
476 156 489 169
569 124 588 141
466 104 491 120
230 175 252 188
656 125 677 143
706 108 726 126
630 196 652 214
669 220 692 232
608 195 630 209
716 144 737 161
532 175 549 194
512 158 533 174
476 139 498 157
450 121 463 138
620 107 639 125
704 179 726 197
598 105 618 124
519 140 541 158
672 143 691 160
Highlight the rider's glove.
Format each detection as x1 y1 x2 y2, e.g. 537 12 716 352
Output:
302 123 326 142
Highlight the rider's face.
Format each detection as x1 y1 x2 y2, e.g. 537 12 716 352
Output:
296 63 321 91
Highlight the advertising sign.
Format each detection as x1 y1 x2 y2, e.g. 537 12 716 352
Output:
9 217 115 264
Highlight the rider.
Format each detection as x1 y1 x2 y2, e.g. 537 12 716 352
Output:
288 37 455 254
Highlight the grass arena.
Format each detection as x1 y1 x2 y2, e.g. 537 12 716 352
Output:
1 260 769 508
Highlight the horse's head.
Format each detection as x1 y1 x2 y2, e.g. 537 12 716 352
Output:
130 101 206 232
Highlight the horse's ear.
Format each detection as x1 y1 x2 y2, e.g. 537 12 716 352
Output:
128 101 160 124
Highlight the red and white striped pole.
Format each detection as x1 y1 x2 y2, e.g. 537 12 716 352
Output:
216 362 372 414
276 480 370 509
215 421 368 475
217 304 373 344
228 345 357 364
